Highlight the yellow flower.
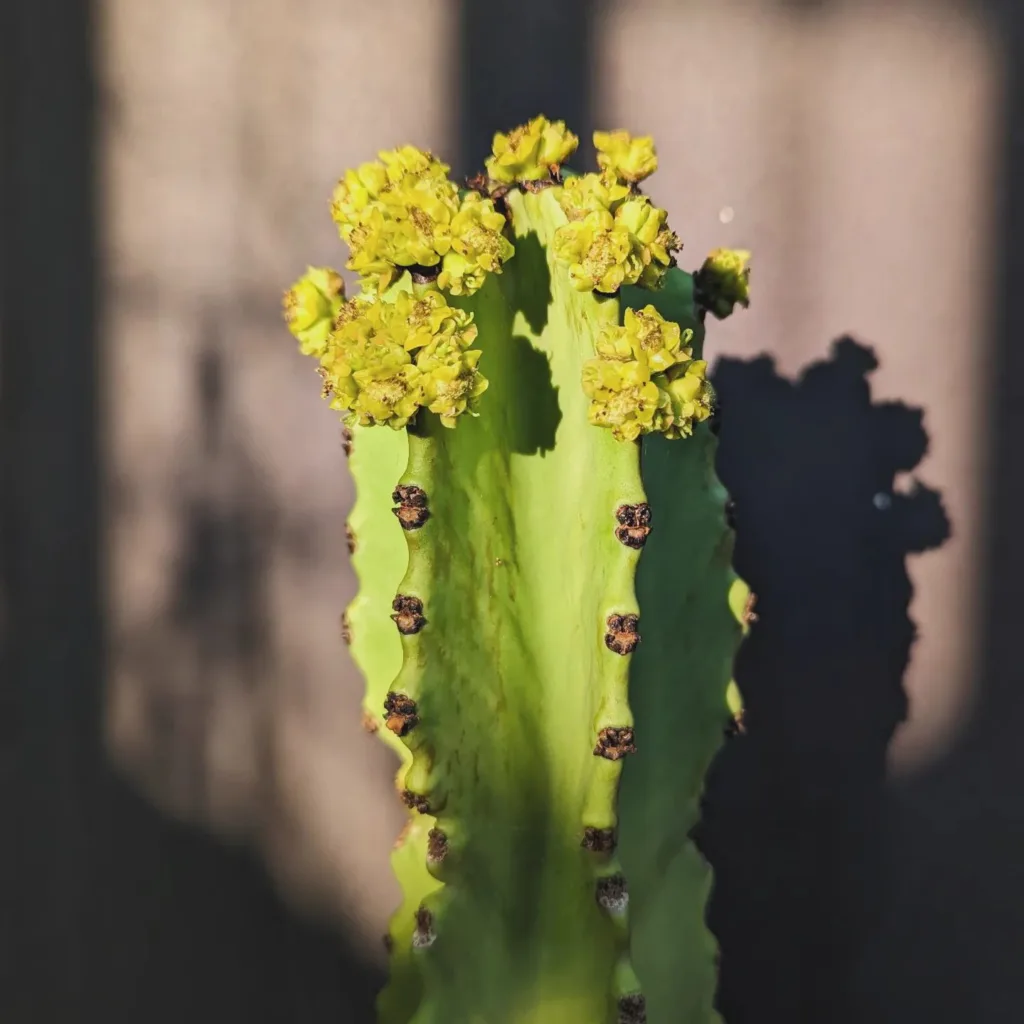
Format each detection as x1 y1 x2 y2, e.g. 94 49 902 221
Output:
614 196 679 290
389 289 478 353
582 355 660 442
282 266 346 357
622 305 689 374
653 359 714 438
582 304 708 442
438 192 515 295
593 130 658 184
351 361 424 428
557 171 630 221
379 145 448 185
485 115 579 183
553 210 638 294
416 337 489 428
346 206 398 291
697 248 751 319
330 161 389 240
312 286 487 430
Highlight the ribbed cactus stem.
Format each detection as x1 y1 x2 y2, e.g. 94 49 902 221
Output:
283 117 751 1024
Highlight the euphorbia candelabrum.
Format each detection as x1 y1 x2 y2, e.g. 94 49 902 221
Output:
283 117 752 1024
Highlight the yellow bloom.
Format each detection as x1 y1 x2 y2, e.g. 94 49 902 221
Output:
553 210 638 294
622 305 689 374
614 196 679 290
330 161 389 240
416 337 489 428
282 266 346 357
350 361 424 428
389 289 478 353
593 130 658 184
653 359 714 438
582 355 660 442
697 248 751 320
438 192 515 295
582 304 708 442
485 115 579 183
379 145 448 185
557 171 630 222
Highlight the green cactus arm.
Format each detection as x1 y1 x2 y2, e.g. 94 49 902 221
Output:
284 123 751 1024
386 187 644 1023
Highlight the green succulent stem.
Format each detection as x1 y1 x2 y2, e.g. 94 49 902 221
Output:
285 123 750 1024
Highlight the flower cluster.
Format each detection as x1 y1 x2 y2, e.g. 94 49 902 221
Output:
329 145 513 295
695 249 751 320
582 305 713 442
485 115 579 183
553 189 679 294
552 129 677 294
281 266 346 357
284 277 488 430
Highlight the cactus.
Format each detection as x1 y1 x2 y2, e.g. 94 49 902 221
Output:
283 117 751 1024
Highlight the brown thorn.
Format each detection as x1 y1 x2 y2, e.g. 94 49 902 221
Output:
401 790 432 815
581 826 617 853
340 610 352 646
604 614 640 655
426 827 449 864
392 484 430 531
391 595 426 635
615 503 652 549
412 906 436 948
595 873 629 913
341 426 354 458
743 592 759 625
594 727 636 761
617 994 647 1024
345 523 356 554
360 708 379 734
383 692 419 737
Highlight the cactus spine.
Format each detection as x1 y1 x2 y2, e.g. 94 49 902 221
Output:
284 118 751 1024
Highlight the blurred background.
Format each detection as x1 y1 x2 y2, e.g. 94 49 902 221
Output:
3 0 1023 1021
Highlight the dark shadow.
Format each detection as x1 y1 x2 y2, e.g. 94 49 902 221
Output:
455 0 597 179
507 231 551 335
0 1 379 1021
693 338 949 1024
508 335 562 455
834 3 1024 1023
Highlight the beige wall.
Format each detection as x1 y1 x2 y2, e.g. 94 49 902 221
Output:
99 0 1001 955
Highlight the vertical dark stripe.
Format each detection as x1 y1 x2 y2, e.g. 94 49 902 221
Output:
454 0 597 179
0 0 101 1018
980 4 1024 736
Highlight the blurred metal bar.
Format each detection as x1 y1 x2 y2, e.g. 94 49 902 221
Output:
0 0 100 1018
455 0 596 178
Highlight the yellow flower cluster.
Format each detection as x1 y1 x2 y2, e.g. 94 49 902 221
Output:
485 115 579 183
281 266 346 357
552 129 678 294
329 145 513 295
284 276 488 430
697 249 752 320
553 187 679 294
582 305 713 442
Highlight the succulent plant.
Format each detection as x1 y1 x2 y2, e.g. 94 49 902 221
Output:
283 116 751 1024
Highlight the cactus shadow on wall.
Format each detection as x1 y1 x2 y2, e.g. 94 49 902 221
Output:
694 337 950 1024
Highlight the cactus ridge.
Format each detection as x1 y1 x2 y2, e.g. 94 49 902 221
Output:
283 120 751 1024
